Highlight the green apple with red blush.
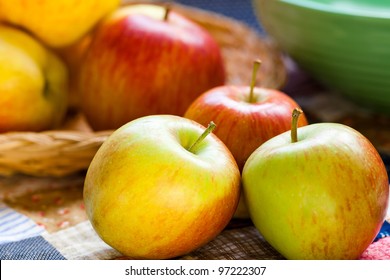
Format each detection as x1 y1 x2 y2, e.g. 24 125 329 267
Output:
184 60 308 218
242 108 389 259
83 115 240 259
79 3 225 131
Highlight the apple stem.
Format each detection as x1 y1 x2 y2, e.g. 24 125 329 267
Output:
248 59 262 103
291 108 303 143
164 4 171 21
188 122 217 153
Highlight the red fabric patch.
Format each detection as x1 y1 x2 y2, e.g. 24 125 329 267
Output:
360 237 390 260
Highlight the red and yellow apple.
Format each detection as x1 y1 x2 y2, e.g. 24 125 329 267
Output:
83 115 240 259
242 109 389 259
0 0 120 47
56 34 93 110
79 3 225 131
0 25 68 132
184 60 308 218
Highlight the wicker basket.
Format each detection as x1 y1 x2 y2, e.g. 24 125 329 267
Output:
0 2 286 177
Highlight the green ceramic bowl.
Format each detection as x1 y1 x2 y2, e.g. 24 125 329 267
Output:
253 0 390 113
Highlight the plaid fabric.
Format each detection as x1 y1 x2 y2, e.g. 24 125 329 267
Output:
0 210 285 260
179 226 284 260
45 221 285 260
0 203 46 245
0 204 389 260
43 221 121 260
0 215 285 260
375 221 390 242
0 236 65 260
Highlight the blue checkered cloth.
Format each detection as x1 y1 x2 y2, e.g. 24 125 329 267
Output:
0 204 389 260
0 204 65 260
375 220 390 242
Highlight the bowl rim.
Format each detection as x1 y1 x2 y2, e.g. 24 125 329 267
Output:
276 0 390 19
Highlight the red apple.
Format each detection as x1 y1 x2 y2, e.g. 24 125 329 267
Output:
56 33 93 110
184 60 308 218
79 3 225 130
185 60 308 171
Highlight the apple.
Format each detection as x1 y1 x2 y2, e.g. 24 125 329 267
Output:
79 3 226 131
0 24 68 132
83 115 240 259
184 60 308 218
0 0 120 47
242 108 390 259
56 34 93 110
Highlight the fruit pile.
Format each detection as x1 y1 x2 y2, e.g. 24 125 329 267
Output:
0 0 120 132
0 1 388 260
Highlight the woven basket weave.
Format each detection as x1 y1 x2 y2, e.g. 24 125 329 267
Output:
0 2 286 177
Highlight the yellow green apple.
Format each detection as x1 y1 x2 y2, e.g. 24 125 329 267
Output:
0 0 120 47
242 109 389 259
0 25 68 132
83 115 240 259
